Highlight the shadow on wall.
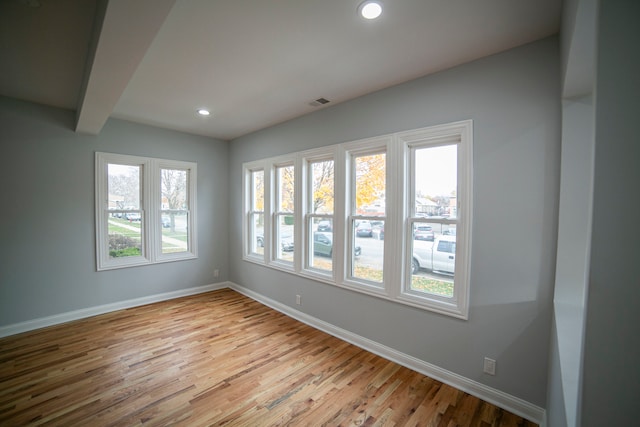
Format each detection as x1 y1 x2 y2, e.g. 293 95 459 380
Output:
466 300 552 407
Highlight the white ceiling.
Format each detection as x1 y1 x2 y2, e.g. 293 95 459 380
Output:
0 0 561 141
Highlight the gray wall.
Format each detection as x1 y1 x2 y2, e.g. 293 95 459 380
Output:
582 0 640 425
228 37 561 406
0 97 229 326
546 95 594 427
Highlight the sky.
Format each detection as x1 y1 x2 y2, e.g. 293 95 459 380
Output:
414 144 457 197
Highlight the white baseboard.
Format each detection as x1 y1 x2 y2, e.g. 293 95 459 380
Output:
229 282 546 426
0 282 230 339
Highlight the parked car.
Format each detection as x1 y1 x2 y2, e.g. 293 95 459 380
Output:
124 212 141 221
161 215 171 228
412 235 456 274
280 237 294 252
372 223 384 240
443 227 456 236
255 234 293 251
414 225 434 241
355 220 373 237
314 232 361 257
317 220 332 232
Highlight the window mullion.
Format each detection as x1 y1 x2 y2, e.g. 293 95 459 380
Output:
293 156 303 273
146 159 156 262
262 164 272 264
333 146 347 285
385 137 403 298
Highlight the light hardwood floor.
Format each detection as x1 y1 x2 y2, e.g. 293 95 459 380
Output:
0 289 538 426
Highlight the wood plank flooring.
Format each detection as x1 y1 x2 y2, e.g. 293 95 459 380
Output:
0 289 538 426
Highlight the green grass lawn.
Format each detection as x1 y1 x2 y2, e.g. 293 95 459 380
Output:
353 265 453 297
410 276 454 297
108 220 141 238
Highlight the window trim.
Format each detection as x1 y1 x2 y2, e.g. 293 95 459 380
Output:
302 150 337 280
155 159 198 263
244 166 266 261
343 138 390 293
95 152 197 271
397 121 473 318
272 161 296 268
241 120 472 319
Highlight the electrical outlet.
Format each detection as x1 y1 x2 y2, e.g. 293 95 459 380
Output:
296 295 301 305
214 269 219 278
483 357 496 375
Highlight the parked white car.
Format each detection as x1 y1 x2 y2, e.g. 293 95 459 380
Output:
412 235 456 274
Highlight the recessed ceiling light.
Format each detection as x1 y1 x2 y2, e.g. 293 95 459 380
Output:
358 1 382 20
197 109 211 116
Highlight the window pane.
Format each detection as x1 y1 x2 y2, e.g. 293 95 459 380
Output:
161 210 188 253
411 144 457 298
108 164 140 210
352 219 383 283
414 145 457 219
310 218 333 272
107 163 141 259
278 165 294 212
108 214 142 258
311 160 334 214
411 231 456 297
160 168 189 254
252 170 264 211
410 223 454 298
161 168 187 210
251 213 264 255
276 214 294 262
274 165 294 263
355 153 385 215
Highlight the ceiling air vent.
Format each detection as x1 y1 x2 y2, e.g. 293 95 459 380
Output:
309 97 331 107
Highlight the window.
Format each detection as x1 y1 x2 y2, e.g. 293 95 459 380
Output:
306 157 335 274
242 120 472 318
348 150 386 287
96 152 197 271
159 166 192 257
248 169 265 257
399 121 472 317
274 164 295 264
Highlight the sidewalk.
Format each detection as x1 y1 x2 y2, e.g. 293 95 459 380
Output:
109 220 188 250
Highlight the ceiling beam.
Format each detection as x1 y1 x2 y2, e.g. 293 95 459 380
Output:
75 0 176 135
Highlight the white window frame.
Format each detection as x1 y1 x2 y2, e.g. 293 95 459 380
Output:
241 120 472 319
244 165 266 262
95 152 197 271
243 160 269 263
343 137 391 295
301 148 338 280
272 160 296 268
397 120 473 318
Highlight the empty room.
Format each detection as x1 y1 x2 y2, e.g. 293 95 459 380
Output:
1 0 638 426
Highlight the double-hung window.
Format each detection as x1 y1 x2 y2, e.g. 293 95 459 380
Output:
241 120 472 319
305 155 335 275
95 152 197 271
273 163 295 265
347 146 388 289
247 168 265 258
398 121 472 317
